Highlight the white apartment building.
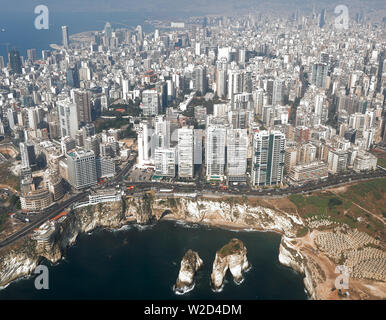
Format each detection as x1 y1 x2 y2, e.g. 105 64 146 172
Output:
206 126 226 180
154 147 176 177
251 130 286 186
227 129 248 182
177 127 194 178
141 90 159 116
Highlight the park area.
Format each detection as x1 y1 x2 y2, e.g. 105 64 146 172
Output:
288 178 386 241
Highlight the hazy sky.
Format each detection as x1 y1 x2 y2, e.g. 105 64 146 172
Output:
1 0 384 13
1 0 385 19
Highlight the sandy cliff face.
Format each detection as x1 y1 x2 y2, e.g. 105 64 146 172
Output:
210 239 250 291
174 249 203 294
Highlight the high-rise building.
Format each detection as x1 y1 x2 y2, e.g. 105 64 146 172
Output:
272 79 284 106
327 149 348 174
8 48 22 74
314 93 325 117
122 79 130 101
206 126 226 180
193 66 207 95
137 122 151 167
177 127 194 178
228 109 250 129
27 107 43 130
194 129 204 165
238 48 246 65
27 48 36 63
57 98 79 138
227 129 248 182
251 131 286 186
20 142 36 169
194 106 207 126
96 157 116 178
319 9 326 28
253 88 265 116
154 147 176 177
141 90 159 116
66 149 97 189
228 70 242 101
72 89 92 124
154 115 170 148
7 109 18 130
311 63 328 88
216 59 227 98
84 136 100 157
104 22 112 39
61 136 76 154
82 123 96 140
62 26 70 49
166 79 175 103
233 92 253 110
66 66 80 88
195 42 201 56
284 146 298 174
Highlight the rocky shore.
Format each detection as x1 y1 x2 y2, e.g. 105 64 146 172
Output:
174 250 203 294
211 239 250 291
0 193 384 299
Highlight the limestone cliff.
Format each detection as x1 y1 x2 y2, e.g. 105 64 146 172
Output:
278 236 317 299
210 239 250 291
154 197 303 237
0 195 306 294
0 200 128 287
174 250 203 294
126 193 156 224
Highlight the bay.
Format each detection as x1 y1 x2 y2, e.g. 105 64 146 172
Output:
0 220 307 300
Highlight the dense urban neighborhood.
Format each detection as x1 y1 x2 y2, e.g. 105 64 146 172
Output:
0 6 385 300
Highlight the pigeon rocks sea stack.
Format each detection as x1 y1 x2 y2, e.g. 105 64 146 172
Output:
174 249 203 294
210 239 250 291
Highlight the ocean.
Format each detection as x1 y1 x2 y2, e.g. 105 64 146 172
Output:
0 10 157 63
0 220 307 299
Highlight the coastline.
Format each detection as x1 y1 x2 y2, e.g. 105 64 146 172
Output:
0 196 385 299
0 213 300 296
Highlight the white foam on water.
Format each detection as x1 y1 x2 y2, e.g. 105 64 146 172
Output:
173 282 195 295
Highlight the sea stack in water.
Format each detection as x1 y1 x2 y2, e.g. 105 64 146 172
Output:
174 250 203 294
211 238 250 291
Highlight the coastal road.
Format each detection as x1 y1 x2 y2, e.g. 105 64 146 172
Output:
123 169 386 197
0 191 88 249
0 153 138 249
0 161 384 250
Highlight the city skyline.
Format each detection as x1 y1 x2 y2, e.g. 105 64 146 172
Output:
0 4 385 303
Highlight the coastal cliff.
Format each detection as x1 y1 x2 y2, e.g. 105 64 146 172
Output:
278 236 317 299
153 197 303 237
0 196 154 287
174 250 203 294
0 195 303 289
0 194 357 299
210 239 250 291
